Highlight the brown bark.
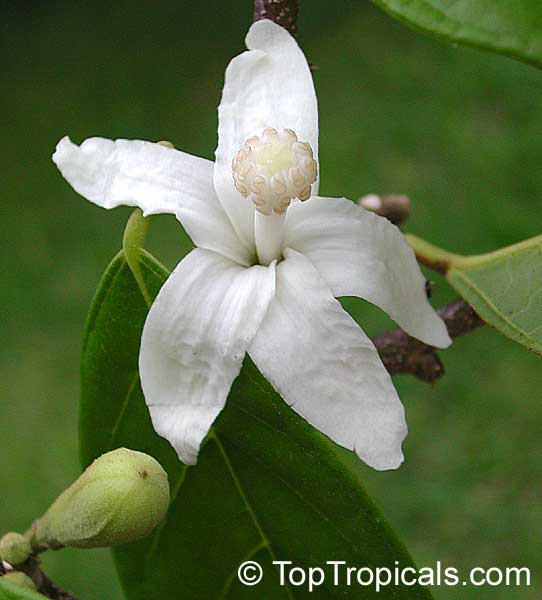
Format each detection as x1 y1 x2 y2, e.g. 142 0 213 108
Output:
253 0 300 36
373 300 484 383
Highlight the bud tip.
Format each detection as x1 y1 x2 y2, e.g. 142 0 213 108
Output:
0 533 32 567
31 448 170 550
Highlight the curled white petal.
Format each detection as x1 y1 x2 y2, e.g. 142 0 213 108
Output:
139 248 276 465
284 196 452 348
215 19 319 249
53 136 253 266
249 249 407 471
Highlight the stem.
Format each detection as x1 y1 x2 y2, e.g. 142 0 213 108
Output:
254 0 300 36
405 234 464 274
122 208 154 308
38 571 79 600
372 299 484 383
406 233 542 275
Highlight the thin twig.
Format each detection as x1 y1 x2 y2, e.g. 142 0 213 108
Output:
373 299 484 383
254 0 300 36
38 572 79 600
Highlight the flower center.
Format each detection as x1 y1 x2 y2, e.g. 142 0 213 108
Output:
232 128 317 215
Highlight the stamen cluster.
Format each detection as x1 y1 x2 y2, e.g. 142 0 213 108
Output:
232 128 317 215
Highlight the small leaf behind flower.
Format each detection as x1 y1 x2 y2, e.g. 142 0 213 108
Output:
447 236 542 355
80 249 432 600
371 0 542 69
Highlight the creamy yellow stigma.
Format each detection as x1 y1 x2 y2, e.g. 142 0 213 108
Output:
232 128 318 215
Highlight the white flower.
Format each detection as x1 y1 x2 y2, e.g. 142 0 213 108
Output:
53 20 451 471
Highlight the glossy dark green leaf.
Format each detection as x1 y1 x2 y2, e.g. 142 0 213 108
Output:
80 249 433 599
0 580 48 600
447 236 542 354
371 0 542 69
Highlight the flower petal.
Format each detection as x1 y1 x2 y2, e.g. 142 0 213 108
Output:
284 196 451 348
53 136 253 266
214 19 319 249
139 248 276 465
248 248 407 471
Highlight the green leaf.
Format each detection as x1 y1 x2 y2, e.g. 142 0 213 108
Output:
80 249 433 600
447 236 542 354
0 580 48 600
371 0 542 69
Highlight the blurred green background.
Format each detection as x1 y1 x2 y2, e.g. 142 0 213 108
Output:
1 1 541 598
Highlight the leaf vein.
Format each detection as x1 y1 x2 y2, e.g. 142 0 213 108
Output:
218 541 269 600
110 371 139 447
211 433 296 600
452 269 537 346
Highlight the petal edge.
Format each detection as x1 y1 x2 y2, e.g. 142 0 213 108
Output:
284 196 452 348
140 249 276 464
54 136 253 266
214 19 319 250
249 248 407 471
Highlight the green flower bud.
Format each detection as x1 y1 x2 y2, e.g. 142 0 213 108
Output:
0 571 37 591
30 448 169 549
0 532 32 566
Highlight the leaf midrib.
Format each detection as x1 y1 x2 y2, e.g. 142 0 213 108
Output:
136 426 295 599
212 432 295 600
229 399 401 560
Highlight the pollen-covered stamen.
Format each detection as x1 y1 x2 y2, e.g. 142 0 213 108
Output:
232 128 317 215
